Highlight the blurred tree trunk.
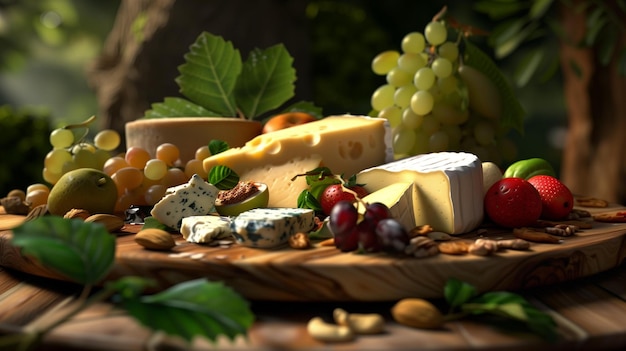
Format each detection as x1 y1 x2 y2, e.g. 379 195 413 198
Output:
558 0 626 204
87 0 311 146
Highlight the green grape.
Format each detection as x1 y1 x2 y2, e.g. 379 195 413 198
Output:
401 108 424 129
44 149 72 174
397 52 426 74
94 129 121 151
94 149 111 170
432 104 469 125
424 21 447 46
42 167 62 185
411 129 430 155
393 127 416 154
421 114 441 135
72 147 99 169
437 75 458 95
410 90 434 116
413 67 435 91
442 125 462 149
431 57 453 78
401 32 425 54
386 67 413 87
438 42 459 62
144 158 168 180
61 160 78 174
371 84 396 111
378 105 403 128
372 50 400 75
394 85 417 108
429 131 449 152
71 142 96 154
125 146 151 169
474 120 496 146
184 159 207 179
49 128 74 149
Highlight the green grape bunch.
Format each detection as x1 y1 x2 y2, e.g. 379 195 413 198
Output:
369 7 523 165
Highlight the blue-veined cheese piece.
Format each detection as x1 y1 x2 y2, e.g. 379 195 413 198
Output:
180 215 233 243
150 174 218 230
231 208 316 248
357 152 483 234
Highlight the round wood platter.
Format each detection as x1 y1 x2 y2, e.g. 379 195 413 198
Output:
1 204 626 302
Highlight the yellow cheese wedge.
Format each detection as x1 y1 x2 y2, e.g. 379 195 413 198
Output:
203 115 392 207
356 182 418 231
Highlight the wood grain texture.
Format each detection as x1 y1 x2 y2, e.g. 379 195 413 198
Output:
1 205 626 301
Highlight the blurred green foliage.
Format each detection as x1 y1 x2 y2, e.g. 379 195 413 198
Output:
0 105 51 195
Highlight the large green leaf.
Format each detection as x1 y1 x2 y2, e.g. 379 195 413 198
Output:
176 32 242 116
143 97 218 118
11 217 116 285
514 48 544 87
473 0 530 20
234 44 296 119
120 279 254 343
463 40 526 134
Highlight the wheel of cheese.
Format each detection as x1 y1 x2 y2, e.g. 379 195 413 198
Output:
125 117 262 162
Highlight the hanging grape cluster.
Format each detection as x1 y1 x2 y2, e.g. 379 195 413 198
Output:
370 16 517 164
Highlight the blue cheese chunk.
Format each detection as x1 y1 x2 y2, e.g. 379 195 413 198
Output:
150 174 218 230
180 215 233 244
231 208 315 248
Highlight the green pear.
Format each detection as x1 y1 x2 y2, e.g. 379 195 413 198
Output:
47 168 118 216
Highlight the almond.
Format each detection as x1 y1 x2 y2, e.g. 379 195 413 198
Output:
84 213 125 232
64 208 91 220
135 228 175 250
391 298 444 329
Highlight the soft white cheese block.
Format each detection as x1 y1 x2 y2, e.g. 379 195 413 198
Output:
202 115 393 208
180 215 233 244
150 174 219 230
357 152 483 234
356 182 418 231
231 208 316 248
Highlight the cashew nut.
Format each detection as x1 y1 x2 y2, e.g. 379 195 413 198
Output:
307 316 354 342
333 308 385 334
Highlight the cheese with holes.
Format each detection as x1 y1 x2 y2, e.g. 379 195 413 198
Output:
150 174 218 230
202 115 392 208
357 152 483 234
356 182 418 231
180 215 233 243
231 208 315 248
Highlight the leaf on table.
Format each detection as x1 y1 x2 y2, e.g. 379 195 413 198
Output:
208 165 240 190
120 279 254 344
143 97 218 118
176 32 242 117
444 277 477 309
11 217 115 286
235 44 296 119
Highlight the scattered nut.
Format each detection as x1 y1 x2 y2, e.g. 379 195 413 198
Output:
405 236 439 258
135 228 176 250
0 196 30 215
408 224 433 237
307 316 354 342
569 208 591 219
437 240 471 255
333 308 385 335
289 232 310 249
391 298 444 329
85 213 125 232
318 238 335 247
64 208 91 220
513 227 561 244
497 238 530 250
7 189 26 201
468 238 499 256
25 204 48 221
576 196 608 208
426 231 453 241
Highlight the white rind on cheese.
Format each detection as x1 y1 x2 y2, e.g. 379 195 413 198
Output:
202 115 393 208
150 174 218 230
357 152 483 234
356 182 418 231
180 215 233 243
230 208 315 248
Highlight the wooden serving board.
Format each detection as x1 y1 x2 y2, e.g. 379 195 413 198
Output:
1 205 626 302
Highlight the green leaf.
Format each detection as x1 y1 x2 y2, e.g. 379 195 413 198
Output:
143 97 218 118
297 190 322 211
473 1 529 20
107 276 158 300
176 32 241 116
596 24 618 66
493 20 540 59
208 165 239 190
11 217 115 285
120 279 254 344
209 139 230 155
444 278 477 309
234 44 296 119
141 217 174 231
463 41 526 134
529 0 554 19
514 48 544 87
584 7 608 47
280 100 324 119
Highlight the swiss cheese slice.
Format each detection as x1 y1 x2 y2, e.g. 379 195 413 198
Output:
357 152 483 234
202 115 392 207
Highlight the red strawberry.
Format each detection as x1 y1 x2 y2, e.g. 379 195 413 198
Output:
484 177 542 228
527 175 574 220
320 184 368 215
